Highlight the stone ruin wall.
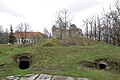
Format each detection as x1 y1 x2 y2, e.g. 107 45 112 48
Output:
52 24 83 38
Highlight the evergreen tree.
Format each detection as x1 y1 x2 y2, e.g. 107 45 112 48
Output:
9 25 16 44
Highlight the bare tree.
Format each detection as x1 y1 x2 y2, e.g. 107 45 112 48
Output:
44 28 52 38
96 16 102 41
93 17 97 40
0 25 4 43
82 0 120 46
0 26 9 44
83 17 96 39
4 28 9 44
84 16 102 41
16 23 31 43
88 17 94 39
95 1 120 46
55 9 73 39
0 25 3 38
83 19 89 38
103 3 120 46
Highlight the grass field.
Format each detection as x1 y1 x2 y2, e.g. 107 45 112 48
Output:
0 37 120 80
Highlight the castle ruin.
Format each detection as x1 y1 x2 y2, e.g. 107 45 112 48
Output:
52 24 83 38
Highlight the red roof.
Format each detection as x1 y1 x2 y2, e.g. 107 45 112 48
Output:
14 32 46 39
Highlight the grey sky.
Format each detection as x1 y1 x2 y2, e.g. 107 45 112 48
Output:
0 0 114 32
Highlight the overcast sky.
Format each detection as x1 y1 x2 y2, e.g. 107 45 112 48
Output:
0 0 114 33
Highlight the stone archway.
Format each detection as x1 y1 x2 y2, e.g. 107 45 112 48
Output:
19 56 30 69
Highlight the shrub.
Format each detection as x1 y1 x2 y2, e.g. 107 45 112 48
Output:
42 38 58 47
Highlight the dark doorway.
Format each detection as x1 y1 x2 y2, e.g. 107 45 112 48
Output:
19 56 30 70
99 63 106 69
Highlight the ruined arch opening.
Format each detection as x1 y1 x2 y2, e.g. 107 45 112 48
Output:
19 56 30 69
99 63 107 69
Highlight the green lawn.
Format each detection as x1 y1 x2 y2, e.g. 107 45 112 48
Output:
0 38 120 80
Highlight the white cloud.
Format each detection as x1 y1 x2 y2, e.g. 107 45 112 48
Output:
0 0 115 33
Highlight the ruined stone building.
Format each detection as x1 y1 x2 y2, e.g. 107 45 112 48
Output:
52 24 83 38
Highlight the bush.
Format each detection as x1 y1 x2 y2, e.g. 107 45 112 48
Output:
42 38 58 47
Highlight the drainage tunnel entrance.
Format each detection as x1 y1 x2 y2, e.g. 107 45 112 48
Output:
99 63 107 69
19 56 30 69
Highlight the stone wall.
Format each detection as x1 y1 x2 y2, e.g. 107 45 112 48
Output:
52 24 83 38
3 74 91 80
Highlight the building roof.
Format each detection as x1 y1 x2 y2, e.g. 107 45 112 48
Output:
14 32 46 39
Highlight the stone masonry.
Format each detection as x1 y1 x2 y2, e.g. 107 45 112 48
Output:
2 74 91 80
52 24 83 38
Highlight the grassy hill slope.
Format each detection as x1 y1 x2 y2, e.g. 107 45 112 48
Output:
0 37 120 80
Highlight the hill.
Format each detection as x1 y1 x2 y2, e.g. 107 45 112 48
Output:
0 37 120 80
